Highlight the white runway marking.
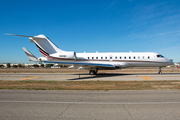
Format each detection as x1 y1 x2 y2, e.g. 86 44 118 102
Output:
0 101 180 105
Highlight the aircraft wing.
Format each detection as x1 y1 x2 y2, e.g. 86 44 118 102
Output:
44 61 129 70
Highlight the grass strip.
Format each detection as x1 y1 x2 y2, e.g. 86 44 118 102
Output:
0 80 180 90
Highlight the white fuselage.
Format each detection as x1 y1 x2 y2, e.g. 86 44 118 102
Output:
43 52 173 70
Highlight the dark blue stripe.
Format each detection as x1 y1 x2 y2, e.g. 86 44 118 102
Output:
44 61 115 67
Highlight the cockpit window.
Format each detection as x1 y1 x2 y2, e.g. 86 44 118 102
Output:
157 55 164 58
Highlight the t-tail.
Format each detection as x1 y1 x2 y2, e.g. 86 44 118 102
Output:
6 34 65 57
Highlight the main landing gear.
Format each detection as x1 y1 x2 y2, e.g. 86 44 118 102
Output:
158 67 162 74
89 69 98 75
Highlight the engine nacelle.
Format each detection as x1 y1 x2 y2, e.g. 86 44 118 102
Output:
51 52 77 60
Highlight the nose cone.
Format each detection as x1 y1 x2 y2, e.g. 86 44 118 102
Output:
167 59 174 65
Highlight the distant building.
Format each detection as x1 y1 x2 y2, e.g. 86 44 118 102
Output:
174 62 180 68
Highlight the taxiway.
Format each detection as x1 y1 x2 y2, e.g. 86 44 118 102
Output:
0 73 180 81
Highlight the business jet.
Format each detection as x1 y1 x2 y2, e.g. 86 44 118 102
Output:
7 34 174 75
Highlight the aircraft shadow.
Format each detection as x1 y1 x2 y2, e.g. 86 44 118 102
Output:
67 73 133 80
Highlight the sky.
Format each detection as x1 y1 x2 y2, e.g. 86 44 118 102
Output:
1 0 180 63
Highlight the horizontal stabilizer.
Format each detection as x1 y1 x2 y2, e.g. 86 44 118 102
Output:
22 47 39 62
6 33 34 38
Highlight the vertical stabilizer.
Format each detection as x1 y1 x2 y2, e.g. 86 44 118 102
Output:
29 34 64 55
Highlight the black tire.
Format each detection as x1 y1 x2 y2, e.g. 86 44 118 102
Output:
89 70 96 75
158 71 162 74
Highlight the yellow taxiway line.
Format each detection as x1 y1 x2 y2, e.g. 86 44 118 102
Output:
141 77 154 80
21 77 39 80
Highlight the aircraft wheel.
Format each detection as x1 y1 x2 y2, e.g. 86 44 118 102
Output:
158 67 162 74
158 71 162 74
89 70 96 75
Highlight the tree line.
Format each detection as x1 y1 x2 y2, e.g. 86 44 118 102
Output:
0 63 66 68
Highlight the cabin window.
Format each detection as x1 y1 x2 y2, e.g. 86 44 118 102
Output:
115 57 117 59
88 57 89 59
143 56 144 59
101 57 103 59
129 56 131 59
157 55 164 58
120 57 122 59
96 57 98 59
124 57 126 59
148 56 150 59
110 57 112 59
138 56 140 59
134 56 136 59
105 57 107 59
92 57 94 59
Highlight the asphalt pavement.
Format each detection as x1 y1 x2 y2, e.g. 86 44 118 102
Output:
0 73 180 81
0 90 180 119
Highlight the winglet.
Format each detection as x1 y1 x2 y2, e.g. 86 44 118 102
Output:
22 47 39 62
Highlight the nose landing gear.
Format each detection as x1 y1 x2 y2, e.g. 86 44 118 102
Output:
158 67 162 74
